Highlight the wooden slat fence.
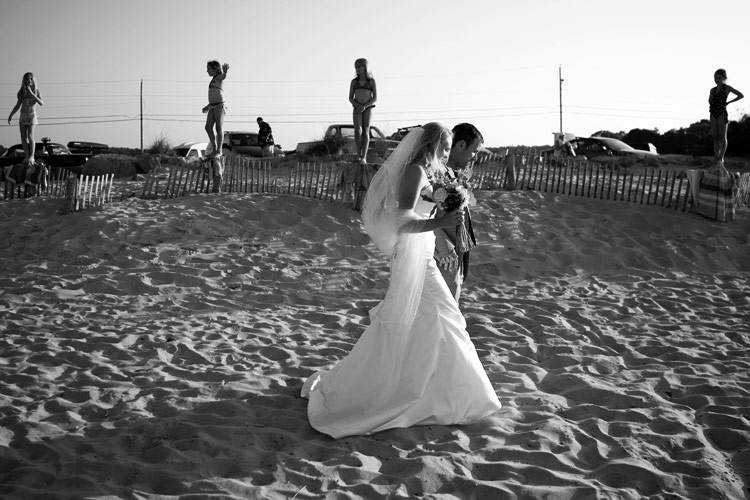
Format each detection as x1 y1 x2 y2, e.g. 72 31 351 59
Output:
286 161 375 209
137 152 750 216
470 151 750 212
61 173 115 214
141 157 281 199
140 156 372 208
2 164 76 200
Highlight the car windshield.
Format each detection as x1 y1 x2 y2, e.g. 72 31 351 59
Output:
593 137 635 152
171 148 189 157
336 127 384 139
41 143 70 154
6 143 69 156
337 128 355 139
229 134 259 146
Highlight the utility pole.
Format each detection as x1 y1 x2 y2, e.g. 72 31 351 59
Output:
559 65 564 134
140 79 143 152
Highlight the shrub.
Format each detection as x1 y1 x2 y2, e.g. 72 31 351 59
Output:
305 133 345 157
147 132 172 155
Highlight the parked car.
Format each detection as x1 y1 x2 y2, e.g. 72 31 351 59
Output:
388 125 423 141
542 136 659 160
169 141 209 160
0 137 92 174
628 142 658 154
1 139 71 158
296 124 399 156
205 131 263 157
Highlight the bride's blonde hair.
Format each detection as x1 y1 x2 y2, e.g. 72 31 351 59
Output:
410 122 451 172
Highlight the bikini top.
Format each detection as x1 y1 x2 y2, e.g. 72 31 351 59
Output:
208 76 224 103
353 78 374 91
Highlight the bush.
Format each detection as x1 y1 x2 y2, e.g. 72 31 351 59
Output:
305 133 345 157
147 133 172 155
618 114 749 157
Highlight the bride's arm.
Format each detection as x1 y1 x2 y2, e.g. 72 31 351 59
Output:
397 164 462 234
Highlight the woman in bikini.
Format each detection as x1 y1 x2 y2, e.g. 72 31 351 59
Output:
349 58 377 163
708 68 743 165
203 60 230 158
7 72 44 164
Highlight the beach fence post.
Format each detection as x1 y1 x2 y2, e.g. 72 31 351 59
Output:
559 158 567 194
326 163 336 202
551 158 559 194
653 169 662 205
542 158 551 193
515 155 525 190
255 161 266 193
62 175 78 214
530 154 540 191
625 171 634 202
504 151 516 190
261 160 267 193
77 175 88 210
326 162 336 203
298 162 305 196
294 162 301 195
644 168 655 204
313 163 322 199
666 171 677 208
305 163 312 197
576 162 588 197
164 164 176 199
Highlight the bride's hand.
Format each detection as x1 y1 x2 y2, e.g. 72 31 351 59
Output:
438 207 464 228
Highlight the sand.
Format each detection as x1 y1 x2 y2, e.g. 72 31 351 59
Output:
1 182 749 500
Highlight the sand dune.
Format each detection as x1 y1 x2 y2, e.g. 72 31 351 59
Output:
1 185 748 499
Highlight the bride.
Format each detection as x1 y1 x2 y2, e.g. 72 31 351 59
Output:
302 122 501 438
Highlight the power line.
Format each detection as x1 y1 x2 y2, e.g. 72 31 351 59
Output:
43 115 135 120
1 118 138 126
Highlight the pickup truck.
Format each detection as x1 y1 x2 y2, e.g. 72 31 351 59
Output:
295 124 399 157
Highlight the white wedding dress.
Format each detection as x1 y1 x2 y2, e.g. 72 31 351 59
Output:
301 189 501 438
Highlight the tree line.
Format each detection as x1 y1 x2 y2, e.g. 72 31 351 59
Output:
593 113 750 157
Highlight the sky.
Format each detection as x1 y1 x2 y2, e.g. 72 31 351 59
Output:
1 0 748 151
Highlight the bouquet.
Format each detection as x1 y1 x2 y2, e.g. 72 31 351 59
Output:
431 168 476 254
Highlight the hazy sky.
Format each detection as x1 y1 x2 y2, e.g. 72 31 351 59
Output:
1 0 748 150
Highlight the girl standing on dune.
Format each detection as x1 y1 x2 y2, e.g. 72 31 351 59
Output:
7 72 44 164
709 68 743 165
349 58 377 163
203 60 229 158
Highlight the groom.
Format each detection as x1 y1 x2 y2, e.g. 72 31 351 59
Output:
435 123 483 305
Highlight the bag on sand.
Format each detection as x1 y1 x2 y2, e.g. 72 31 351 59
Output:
696 162 738 222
